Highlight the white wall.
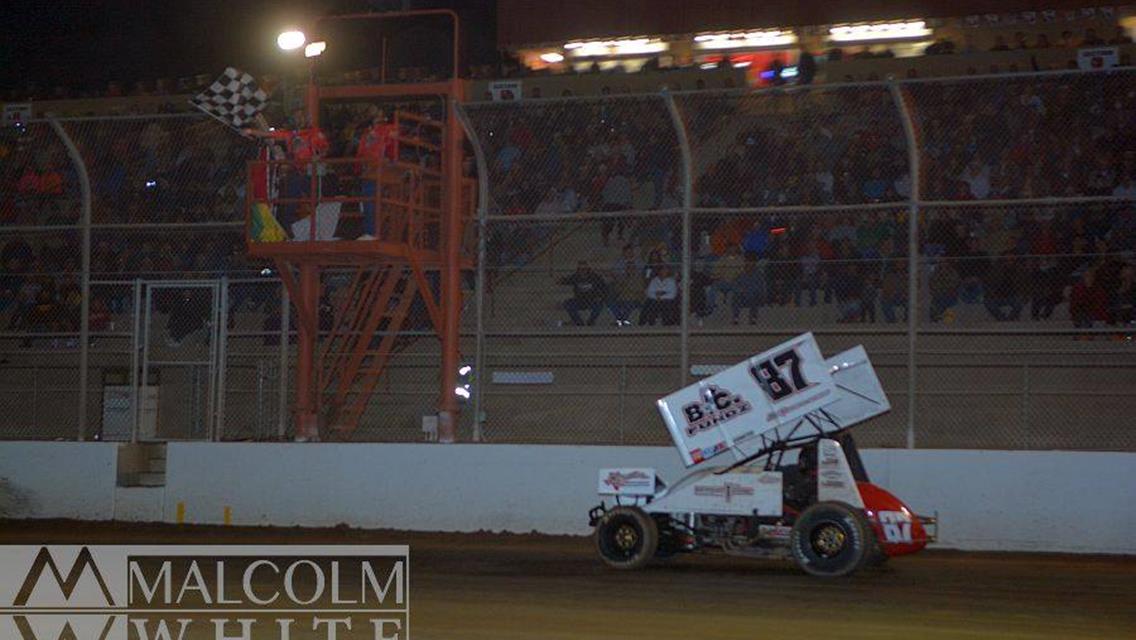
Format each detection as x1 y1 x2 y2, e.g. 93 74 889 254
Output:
1 441 1133 554
0 442 117 520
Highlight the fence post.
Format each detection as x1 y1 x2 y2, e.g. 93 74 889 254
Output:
215 276 229 441
454 102 492 442
890 81 921 449
664 92 694 388
49 119 92 441
130 279 143 443
277 281 290 440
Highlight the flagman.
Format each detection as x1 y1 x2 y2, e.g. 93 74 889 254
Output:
242 109 330 233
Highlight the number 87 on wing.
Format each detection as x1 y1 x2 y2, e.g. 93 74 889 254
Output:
744 333 837 427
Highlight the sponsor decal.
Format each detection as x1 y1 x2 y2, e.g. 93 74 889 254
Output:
681 385 753 437
693 483 755 504
602 471 651 492
689 441 729 464
0 545 409 639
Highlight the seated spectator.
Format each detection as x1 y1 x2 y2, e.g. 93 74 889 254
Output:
1034 33 1052 49
1113 174 1136 198
830 241 864 323
608 261 643 326
960 159 992 200
794 237 825 307
929 261 961 323
639 265 678 326
878 237 908 323
990 35 1011 52
924 38 956 55
559 261 607 326
689 262 714 324
1030 257 1064 321
730 252 765 325
984 254 1026 321
957 235 989 304
1069 269 1108 329
611 244 642 276
709 245 743 312
861 168 890 201
1110 264 1135 325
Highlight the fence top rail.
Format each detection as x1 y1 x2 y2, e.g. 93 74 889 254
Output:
461 65 1135 110
32 112 208 124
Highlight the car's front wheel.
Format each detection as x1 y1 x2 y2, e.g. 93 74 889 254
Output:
594 506 658 570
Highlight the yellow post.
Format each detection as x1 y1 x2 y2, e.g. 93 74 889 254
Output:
223 506 232 526
175 502 186 524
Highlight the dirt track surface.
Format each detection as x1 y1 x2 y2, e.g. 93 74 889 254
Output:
1 521 1133 640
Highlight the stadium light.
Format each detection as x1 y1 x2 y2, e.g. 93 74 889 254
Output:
694 30 797 50
828 21 931 43
304 41 326 58
563 37 668 58
277 30 306 51
540 52 565 63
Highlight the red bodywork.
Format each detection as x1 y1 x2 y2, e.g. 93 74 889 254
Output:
857 482 931 557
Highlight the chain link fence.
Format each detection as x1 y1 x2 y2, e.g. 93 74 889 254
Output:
461 68 1136 451
0 69 1133 449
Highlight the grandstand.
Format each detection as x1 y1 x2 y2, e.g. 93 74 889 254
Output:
0 5 1134 453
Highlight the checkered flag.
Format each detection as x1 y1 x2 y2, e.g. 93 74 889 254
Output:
191 67 269 129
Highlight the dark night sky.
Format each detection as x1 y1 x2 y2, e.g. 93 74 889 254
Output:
0 0 496 93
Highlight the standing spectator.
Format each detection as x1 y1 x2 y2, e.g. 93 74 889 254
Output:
559 261 607 326
1069 269 1108 329
599 167 632 246
730 252 765 325
639 265 678 326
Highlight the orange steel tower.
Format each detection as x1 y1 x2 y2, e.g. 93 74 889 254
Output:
245 10 472 442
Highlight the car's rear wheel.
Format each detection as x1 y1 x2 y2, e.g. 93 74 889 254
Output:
594 506 658 570
790 501 871 577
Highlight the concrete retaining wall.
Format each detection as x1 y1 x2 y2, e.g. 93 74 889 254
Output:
1 442 1132 554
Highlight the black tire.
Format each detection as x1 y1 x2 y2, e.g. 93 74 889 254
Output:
790 501 872 577
594 506 659 570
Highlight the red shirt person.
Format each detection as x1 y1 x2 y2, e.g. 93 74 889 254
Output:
243 112 329 228
355 115 399 173
354 114 399 238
